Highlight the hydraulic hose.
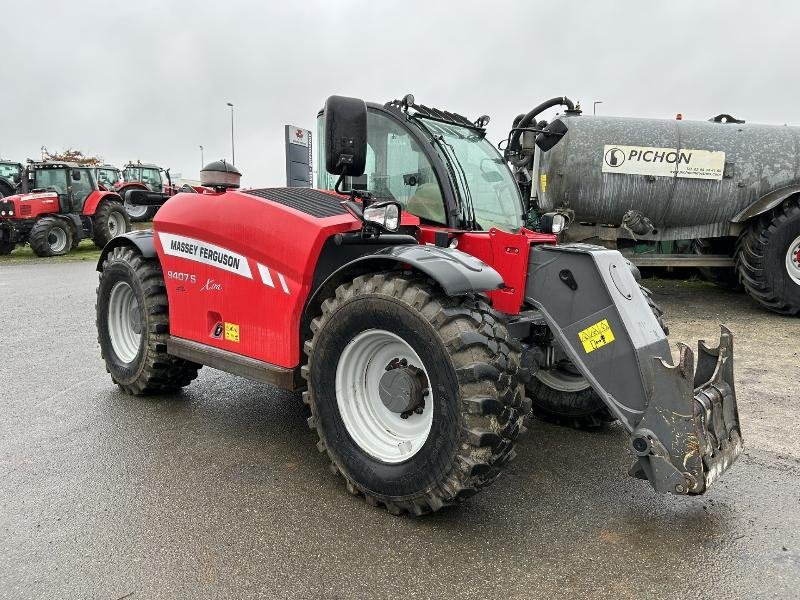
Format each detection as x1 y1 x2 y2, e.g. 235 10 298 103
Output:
506 96 575 167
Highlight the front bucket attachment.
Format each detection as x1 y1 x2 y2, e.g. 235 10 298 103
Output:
526 245 743 495
629 326 743 495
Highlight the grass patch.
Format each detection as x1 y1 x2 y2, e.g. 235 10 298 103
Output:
0 222 152 265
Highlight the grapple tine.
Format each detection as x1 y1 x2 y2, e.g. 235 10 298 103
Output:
631 325 742 495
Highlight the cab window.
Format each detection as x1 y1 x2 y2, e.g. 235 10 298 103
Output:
317 111 447 225
71 169 94 210
141 168 162 192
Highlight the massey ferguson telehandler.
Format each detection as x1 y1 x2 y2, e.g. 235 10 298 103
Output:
0 161 130 256
95 95 742 515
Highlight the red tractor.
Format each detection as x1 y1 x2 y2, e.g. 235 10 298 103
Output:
118 161 178 222
0 161 130 256
94 164 124 192
0 160 22 198
95 95 742 515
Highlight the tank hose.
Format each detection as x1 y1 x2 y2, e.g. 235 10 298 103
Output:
506 96 575 167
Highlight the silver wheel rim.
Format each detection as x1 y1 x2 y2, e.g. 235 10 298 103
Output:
786 234 800 285
124 200 147 219
335 329 434 463
108 281 142 364
107 211 125 237
47 227 68 253
535 365 591 392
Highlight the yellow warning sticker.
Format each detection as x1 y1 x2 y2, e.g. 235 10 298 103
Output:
224 322 240 343
540 173 547 193
578 319 615 353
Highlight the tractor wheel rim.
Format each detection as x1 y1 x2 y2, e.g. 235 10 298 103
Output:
108 281 142 364
535 364 591 392
124 200 147 219
786 234 800 285
107 211 124 237
335 329 434 464
47 228 67 253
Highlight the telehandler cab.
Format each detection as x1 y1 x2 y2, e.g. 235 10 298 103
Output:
95 95 742 515
0 161 130 256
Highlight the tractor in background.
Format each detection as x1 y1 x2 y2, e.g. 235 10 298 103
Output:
94 164 124 192
95 95 741 516
0 160 23 198
118 161 178 222
0 161 130 256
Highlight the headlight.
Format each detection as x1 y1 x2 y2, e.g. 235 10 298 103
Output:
539 212 567 234
364 202 401 232
0 211 5 216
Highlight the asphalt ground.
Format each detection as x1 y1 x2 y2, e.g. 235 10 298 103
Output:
1 260 798 599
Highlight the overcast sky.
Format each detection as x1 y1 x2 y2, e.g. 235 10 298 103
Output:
1 0 798 186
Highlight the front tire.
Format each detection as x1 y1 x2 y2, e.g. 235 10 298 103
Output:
736 198 800 315
526 285 669 430
303 272 527 515
29 216 73 257
92 200 131 248
96 245 200 394
0 240 15 255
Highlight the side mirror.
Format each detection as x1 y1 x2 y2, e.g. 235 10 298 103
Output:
535 119 569 152
13 174 20 184
71 169 81 181
324 95 367 177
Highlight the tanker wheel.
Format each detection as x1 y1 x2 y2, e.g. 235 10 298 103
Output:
736 198 800 315
526 285 668 430
96 245 201 394
92 200 131 248
303 272 527 515
29 216 73 257
692 238 741 290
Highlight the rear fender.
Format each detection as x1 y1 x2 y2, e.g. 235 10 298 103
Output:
83 191 123 215
96 229 158 271
303 243 504 318
731 185 800 222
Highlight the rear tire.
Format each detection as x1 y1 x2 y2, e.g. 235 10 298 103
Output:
96 245 200 394
692 238 741 290
29 216 73 257
526 285 668 430
92 200 131 248
736 198 800 315
303 272 527 515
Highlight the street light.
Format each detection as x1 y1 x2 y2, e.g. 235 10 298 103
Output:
226 102 235 165
199 145 204 169
593 101 603 115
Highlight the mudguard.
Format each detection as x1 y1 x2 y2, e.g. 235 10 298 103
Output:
731 184 800 222
525 243 742 495
304 243 504 316
96 229 158 271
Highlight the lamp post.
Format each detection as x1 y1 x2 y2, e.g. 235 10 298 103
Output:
226 102 235 165
593 101 603 115
199 145 204 169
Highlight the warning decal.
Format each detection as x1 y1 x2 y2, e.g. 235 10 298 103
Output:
602 144 725 180
224 322 240 343
578 319 616 353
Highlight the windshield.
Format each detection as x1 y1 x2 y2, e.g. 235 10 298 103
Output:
34 168 68 195
98 168 121 187
123 166 141 182
0 163 20 180
417 119 523 233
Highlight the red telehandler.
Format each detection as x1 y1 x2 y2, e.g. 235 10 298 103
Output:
95 95 741 515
